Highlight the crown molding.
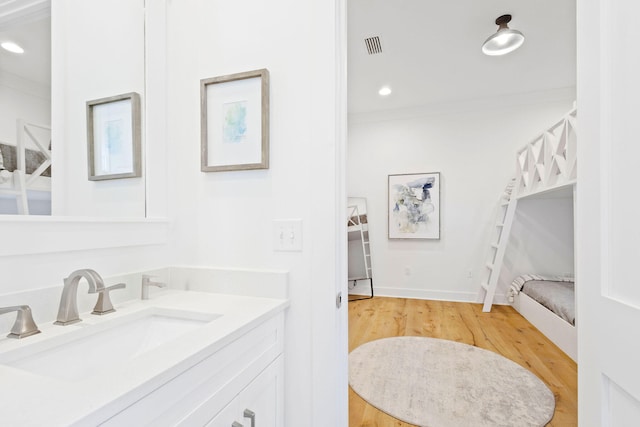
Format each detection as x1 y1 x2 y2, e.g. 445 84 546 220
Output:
348 86 576 125
0 0 49 29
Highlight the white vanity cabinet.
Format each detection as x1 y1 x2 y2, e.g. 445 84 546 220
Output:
99 311 285 427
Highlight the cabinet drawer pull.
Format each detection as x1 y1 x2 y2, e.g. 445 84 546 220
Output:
232 422 243 427
243 409 256 427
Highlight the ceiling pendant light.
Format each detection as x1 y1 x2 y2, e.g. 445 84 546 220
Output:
482 14 524 56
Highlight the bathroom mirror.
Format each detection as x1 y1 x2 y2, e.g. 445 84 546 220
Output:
0 0 150 218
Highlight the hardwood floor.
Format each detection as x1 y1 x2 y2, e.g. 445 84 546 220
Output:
348 297 577 427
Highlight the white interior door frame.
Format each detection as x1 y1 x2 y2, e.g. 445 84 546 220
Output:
308 0 348 426
335 0 349 424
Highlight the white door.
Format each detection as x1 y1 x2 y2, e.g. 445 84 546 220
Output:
578 0 640 424
308 0 348 425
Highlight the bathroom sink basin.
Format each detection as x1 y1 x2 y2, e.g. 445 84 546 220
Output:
1 308 221 381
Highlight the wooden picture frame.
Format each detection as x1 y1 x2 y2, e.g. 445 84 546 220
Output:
86 92 142 181
201 69 270 172
388 172 441 239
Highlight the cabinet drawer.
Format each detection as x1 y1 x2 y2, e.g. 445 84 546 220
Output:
205 355 283 427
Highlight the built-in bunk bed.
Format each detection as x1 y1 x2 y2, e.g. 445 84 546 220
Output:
481 107 577 361
509 272 575 358
347 197 373 301
0 120 51 215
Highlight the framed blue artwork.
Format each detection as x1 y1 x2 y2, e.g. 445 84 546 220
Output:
200 69 269 172
86 92 141 181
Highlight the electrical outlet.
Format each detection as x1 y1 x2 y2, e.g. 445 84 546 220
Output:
273 219 303 252
404 266 411 276
467 271 473 279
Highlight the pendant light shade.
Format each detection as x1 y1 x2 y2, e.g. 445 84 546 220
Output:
482 14 524 56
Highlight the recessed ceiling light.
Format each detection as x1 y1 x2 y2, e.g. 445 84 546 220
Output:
1 41 25 54
378 86 392 96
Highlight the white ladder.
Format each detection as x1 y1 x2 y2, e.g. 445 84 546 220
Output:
348 205 373 299
361 224 372 280
0 120 51 215
348 205 372 279
480 182 519 312
17 119 52 189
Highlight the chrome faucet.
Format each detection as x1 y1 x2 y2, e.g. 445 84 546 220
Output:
54 269 126 325
141 274 166 300
0 305 40 338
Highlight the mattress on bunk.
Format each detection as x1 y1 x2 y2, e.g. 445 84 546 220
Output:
521 280 575 326
347 214 367 226
0 144 51 177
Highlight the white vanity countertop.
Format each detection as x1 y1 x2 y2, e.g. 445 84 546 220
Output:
0 290 289 427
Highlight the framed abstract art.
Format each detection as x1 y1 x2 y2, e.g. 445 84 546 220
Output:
388 172 440 239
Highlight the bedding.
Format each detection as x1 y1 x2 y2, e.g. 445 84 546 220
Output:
521 280 575 325
0 143 51 177
510 274 575 326
348 214 367 226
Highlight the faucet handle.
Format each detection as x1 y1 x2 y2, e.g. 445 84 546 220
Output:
142 274 165 285
0 305 41 339
92 283 126 315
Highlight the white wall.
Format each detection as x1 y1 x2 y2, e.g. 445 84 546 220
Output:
347 95 575 302
0 234 170 331
499 195 575 292
166 1 343 426
0 14 51 216
0 71 50 149
0 74 52 215
52 0 146 217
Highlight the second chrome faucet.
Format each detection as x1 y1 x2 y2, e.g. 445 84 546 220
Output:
55 269 126 325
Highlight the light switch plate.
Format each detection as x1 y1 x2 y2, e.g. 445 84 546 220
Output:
273 219 303 251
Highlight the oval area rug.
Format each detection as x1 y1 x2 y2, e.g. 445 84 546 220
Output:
349 337 555 427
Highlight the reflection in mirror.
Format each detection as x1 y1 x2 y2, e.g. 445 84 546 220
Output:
0 0 148 218
347 197 374 300
0 1 51 215
53 0 146 218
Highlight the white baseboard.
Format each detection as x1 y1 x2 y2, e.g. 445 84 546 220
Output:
349 285 509 305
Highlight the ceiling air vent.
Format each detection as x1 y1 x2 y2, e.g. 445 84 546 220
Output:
364 36 383 55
